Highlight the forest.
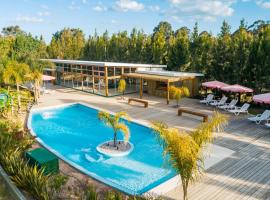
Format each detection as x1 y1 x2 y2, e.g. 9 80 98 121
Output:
0 20 269 92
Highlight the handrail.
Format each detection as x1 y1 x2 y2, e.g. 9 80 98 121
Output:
0 164 26 200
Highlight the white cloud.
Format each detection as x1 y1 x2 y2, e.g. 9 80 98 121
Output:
113 0 144 12
15 15 43 23
82 0 87 4
262 2 270 8
257 1 270 8
37 11 50 16
168 0 235 21
93 5 108 12
149 5 160 12
68 1 80 10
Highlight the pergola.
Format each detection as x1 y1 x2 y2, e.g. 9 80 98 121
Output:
123 71 203 104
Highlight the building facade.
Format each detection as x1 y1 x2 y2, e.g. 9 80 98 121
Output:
43 59 203 103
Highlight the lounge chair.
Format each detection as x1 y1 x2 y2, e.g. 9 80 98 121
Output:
248 110 270 124
265 119 270 128
41 87 52 95
210 96 228 106
218 99 238 110
200 94 214 105
228 103 250 116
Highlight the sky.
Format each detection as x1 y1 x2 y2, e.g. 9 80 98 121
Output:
0 0 269 43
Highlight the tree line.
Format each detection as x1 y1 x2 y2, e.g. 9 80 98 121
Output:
0 20 270 92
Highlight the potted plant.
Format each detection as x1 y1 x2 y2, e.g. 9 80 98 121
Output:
118 79 126 100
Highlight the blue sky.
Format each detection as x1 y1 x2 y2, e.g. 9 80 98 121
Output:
0 0 269 43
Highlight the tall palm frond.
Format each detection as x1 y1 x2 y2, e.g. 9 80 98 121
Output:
98 111 113 128
98 111 130 146
115 111 130 123
152 111 228 200
115 123 130 142
191 111 228 148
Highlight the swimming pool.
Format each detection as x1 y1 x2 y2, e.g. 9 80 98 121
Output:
28 103 176 195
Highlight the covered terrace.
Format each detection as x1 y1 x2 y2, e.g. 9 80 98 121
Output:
123 71 203 104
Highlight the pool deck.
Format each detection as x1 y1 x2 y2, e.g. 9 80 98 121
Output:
33 85 270 200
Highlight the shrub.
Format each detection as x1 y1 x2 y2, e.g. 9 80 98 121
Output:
104 191 123 200
0 147 49 199
0 118 52 200
85 185 99 200
49 174 69 197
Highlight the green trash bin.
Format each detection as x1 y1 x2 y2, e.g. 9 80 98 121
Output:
25 148 59 175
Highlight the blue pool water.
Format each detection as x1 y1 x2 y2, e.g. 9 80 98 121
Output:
29 103 176 195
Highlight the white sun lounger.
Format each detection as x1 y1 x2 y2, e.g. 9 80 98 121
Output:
218 99 238 110
200 94 214 105
210 96 228 106
228 103 250 116
248 110 270 124
265 119 270 128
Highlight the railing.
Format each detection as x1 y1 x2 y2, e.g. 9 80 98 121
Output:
0 164 26 200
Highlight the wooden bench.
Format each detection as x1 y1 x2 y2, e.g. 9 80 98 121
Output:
178 108 208 122
128 98 148 108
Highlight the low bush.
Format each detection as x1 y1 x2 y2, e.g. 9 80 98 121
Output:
0 117 67 200
85 185 99 200
84 186 162 200
49 174 69 197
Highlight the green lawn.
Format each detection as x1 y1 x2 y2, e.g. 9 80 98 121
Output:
0 176 14 200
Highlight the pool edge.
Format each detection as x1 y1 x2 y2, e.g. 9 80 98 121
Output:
27 102 179 196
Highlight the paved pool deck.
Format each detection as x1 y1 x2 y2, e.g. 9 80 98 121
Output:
32 85 270 200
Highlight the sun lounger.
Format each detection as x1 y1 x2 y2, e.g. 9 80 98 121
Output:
210 96 228 106
218 99 238 110
265 119 270 128
228 103 250 116
200 94 214 105
248 110 270 124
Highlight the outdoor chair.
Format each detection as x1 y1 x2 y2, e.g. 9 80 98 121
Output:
40 86 55 95
210 96 228 106
265 119 270 128
200 94 214 105
228 103 250 116
248 110 270 124
218 99 238 110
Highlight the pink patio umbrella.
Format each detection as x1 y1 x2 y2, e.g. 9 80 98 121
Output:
253 93 270 104
221 84 254 93
42 75 55 81
202 80 229 89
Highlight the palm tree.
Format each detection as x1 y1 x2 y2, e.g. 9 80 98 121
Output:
152 112 227 200
98 111 130 147
26 68 42 104
2 61 29 113
26 59 54 104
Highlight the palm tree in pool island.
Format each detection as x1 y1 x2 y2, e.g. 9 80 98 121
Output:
98 111 130 147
